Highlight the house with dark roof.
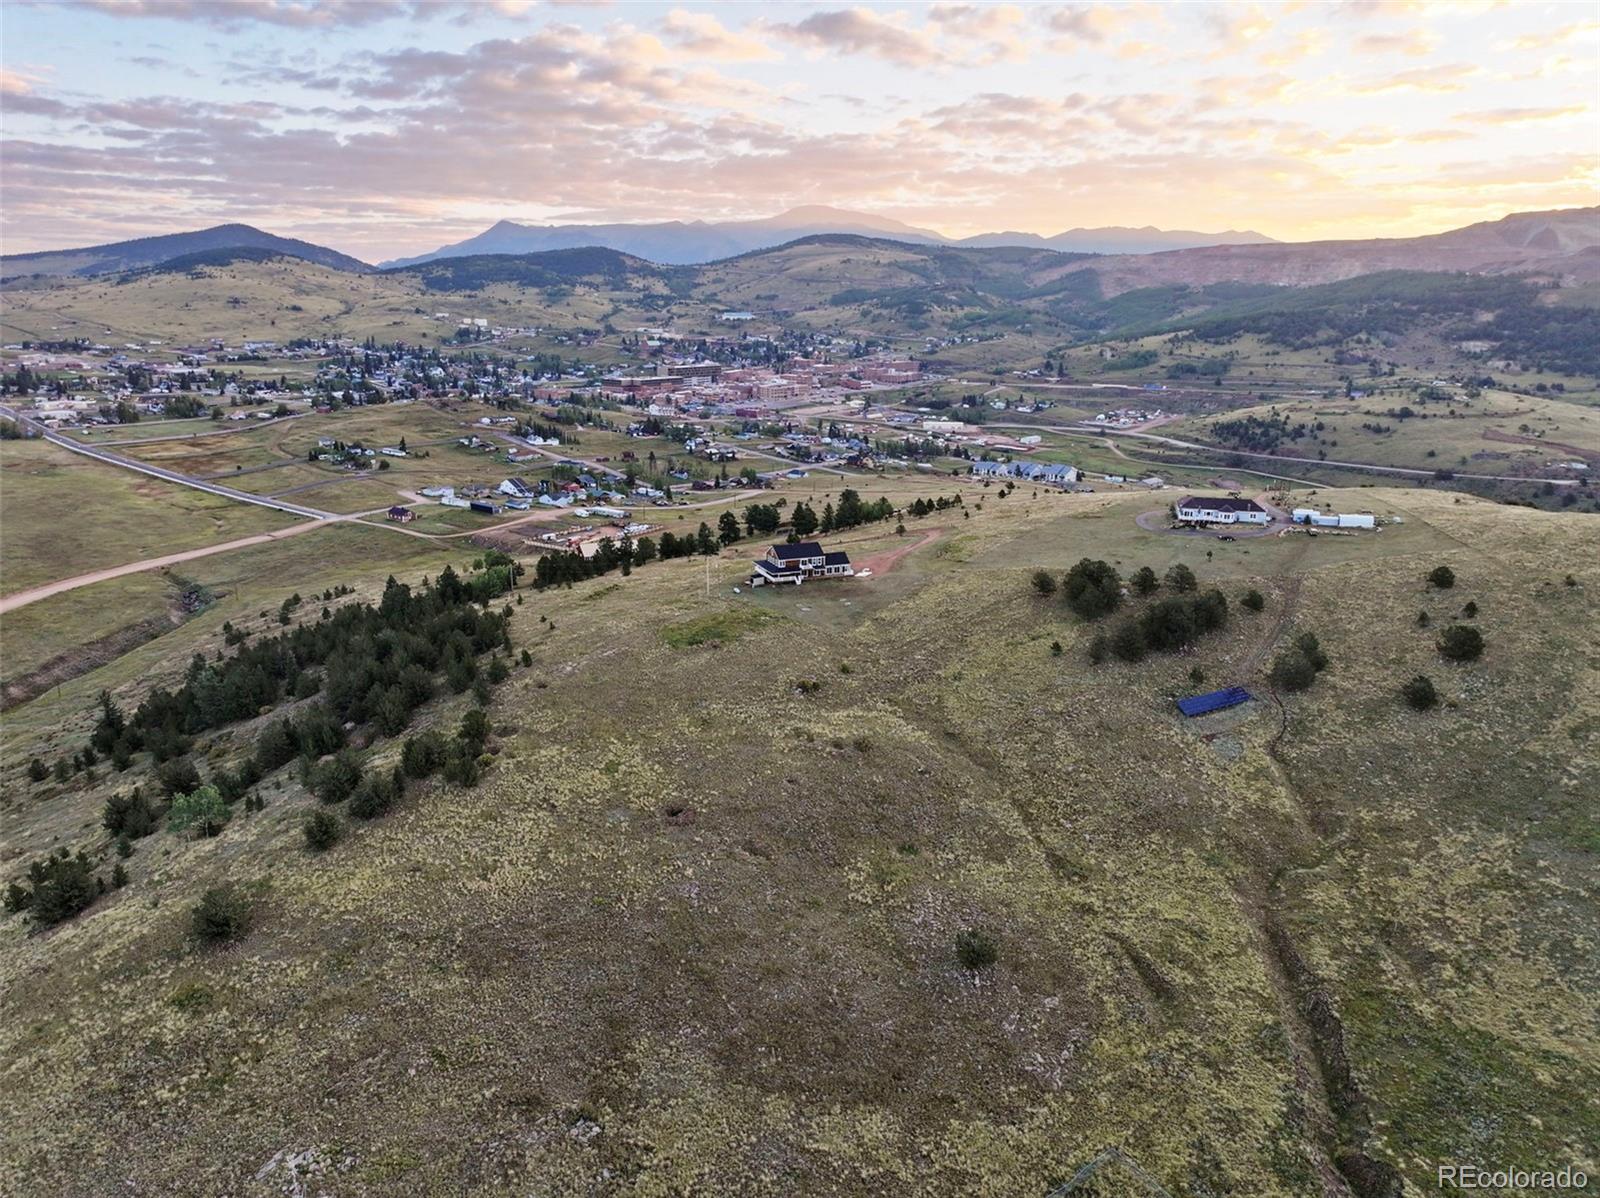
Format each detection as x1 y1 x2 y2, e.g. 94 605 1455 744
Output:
1173 495 1270 525
749 541 854 586
386 505 416 523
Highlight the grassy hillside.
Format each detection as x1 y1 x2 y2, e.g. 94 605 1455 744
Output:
1 485 1594 1194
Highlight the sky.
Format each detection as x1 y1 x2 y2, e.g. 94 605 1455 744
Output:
1 0 1596 262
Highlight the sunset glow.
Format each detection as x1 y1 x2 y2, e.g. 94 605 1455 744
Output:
2 1 1597 260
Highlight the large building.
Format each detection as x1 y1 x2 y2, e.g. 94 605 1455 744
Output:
1173 496 1270 525
748 541 854 586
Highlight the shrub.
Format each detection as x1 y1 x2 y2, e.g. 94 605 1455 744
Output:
1461 601 1478 619
1401 675 1439 711
1062 559 1122 620
955 928 999 970
1030 569 1057 597
1437 624 1484 662
1110 620 1148 662
311 749 363 804
1088 633 1110 664
1188 666 1207 686
1242 589 1265 612
156 757 203 799
1191 589 1229 634
1050 640 1063 657
1416 610 1431 627
1164 563 1198 594
1293 632 1328 672
27 758 48 783
401 731 448 778
191 884 252 944
9 849 100 925
350 769 403 820
303 808 343 851
1270 648 1317 692
458 708 490 749
1428 565 1456 589
167 785 230 839
441 742 481 788
1139 597 1198 652
1131 566 1159 595
103 788 160 839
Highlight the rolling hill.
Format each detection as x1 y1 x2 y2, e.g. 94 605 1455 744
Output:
381 205 1275 268
0 224 373 280
1088 207 1600 295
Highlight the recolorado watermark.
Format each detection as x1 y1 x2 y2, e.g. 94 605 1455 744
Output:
1439 1163 1589 1190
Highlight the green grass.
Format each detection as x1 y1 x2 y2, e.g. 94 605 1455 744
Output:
661 604 781 647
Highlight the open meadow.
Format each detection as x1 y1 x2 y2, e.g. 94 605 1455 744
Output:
0 438 298 596
1 471 1594 1195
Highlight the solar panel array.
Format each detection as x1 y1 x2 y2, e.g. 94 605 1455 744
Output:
1176 686 1253 717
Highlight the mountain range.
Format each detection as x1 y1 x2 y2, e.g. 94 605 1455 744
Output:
378 205 1279 267
0 223 372 280
2 206 1595 298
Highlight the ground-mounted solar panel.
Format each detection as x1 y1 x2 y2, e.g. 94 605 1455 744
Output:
1176 686 1253 717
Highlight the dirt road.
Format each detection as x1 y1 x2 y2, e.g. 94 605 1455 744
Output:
0 520 329 615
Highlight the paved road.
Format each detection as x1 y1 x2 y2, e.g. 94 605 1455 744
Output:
1 404 336 518
984 420 1581 487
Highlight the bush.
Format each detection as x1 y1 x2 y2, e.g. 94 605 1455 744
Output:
1088 633 1109 665
9 849 100 926
955 928 999 970
1294 632 1328 672
1461 600 1477 619
27 758 49 783
1270 648 1318 692
191 884 252 943
1139 597 1198 652
401 730 448 778
458 707 490 749
311 749 364 804
1164 563 1198 594
1242 589 1265 612
1030 569 1057 597
103 788 160 839
441 742 481 788
1401 675 1439 711
350 768 403 820
303 808 342 851
156 756 203 799
1062 558 1122 620
1131 566 1159 595
1428 565 1456 589
1110 620 1148 662
167 785 230 839
1050 640 1063 657
1437 624 1484 662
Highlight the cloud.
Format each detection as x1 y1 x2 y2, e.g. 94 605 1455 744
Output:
1354 63 1479 94
1036 4 1130 44
1462 106 1589 126
767 9 944 68
1353 29 1435 56
660 10 778 62
62 0 427 28
1502 20 1600 51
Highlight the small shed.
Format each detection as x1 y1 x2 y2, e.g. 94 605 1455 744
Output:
1176 686 1253 718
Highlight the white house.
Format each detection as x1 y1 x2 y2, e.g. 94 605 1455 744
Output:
749 541 854 587
1174 496 1271 525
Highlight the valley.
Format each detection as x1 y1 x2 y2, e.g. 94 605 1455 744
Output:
2 206 1597 1197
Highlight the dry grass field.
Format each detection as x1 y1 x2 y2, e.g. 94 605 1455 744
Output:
0 439 297 596
1 476 1595 1195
